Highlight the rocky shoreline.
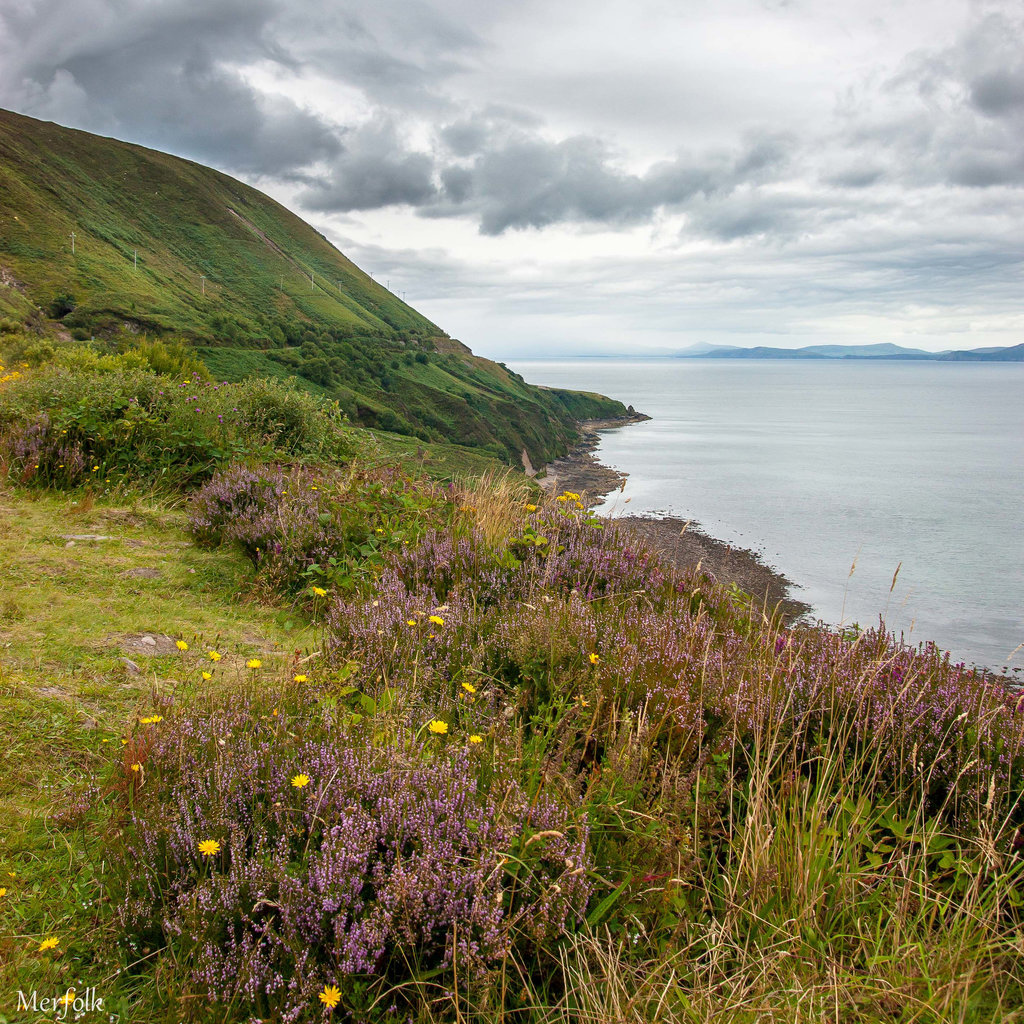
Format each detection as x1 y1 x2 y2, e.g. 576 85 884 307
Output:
540 416 811 623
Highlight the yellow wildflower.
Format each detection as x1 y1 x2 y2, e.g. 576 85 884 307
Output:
198 839 221 857
589 653 600 665
291 774 310 789
406 619 416 626
130 763 142 772
525 503 538 511
461 681 477 694
427 720 448 735
140 715 163 725
311 586 327 597
202 671 212 681
208 650 222 662
38 937 59 951
176 640 189 651
428 614 444 625
60 990 76 1007
469 734 483 744
0 887 6 897
246 658 262 669
319 985 342 1010
293 673 308 683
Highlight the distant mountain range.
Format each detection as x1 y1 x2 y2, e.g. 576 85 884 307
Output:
673 342 1024 361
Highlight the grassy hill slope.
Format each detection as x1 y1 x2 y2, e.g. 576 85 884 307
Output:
0 108 628 464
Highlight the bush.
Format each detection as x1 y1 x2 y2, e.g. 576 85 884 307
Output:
0 363 352 490
189 463 453 597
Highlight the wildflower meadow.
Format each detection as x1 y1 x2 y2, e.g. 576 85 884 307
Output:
3 347 1024 1022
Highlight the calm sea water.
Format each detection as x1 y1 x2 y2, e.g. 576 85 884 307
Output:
512 358 1024 674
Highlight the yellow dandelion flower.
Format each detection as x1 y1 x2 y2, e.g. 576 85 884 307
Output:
375 527 385 534
469 734 483 744
140 715 163 725
246 658 262 670
38 937 59 951
427 720 448 735
589 653 600 665
208 650 222 662
291 773 310 789
319 985 342 1010
272 708 279 717
556 494 569 502
0 887 6 897
428 614 444 625
461 681 477 694
175 640 188 651
406 619 416 626
293 674 308 683
311 586 327 597
197 839 221 857
60 990 76 1007
201 671 212 681
130 763 142 772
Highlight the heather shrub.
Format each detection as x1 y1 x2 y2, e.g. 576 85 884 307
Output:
190 463 456 597
114 695 592 1022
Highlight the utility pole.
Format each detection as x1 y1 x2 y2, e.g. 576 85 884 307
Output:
200 276 206 296
133 249 138 270
386 279 390 290
70 231 76 255
311 272 315 292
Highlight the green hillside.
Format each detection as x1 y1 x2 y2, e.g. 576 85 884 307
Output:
0 108 627 464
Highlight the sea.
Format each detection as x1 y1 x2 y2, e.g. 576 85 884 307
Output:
510 358 1024 675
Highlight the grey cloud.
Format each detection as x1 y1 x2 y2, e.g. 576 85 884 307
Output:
299 123 437 211
296 111 795 236
0 0 340 174
970 70 1024 117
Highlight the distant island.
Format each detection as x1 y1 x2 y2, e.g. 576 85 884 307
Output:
673 341 1024 361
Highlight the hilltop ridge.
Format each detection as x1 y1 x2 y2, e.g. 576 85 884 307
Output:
0 108 628 464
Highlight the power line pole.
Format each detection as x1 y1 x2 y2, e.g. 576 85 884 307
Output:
200 276 206 296
311 272 315 292
70 231 76 255
133 249 138 270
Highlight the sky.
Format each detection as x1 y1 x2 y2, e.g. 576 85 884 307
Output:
2 0 1023 357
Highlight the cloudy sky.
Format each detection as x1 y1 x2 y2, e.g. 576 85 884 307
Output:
2 0 1023 356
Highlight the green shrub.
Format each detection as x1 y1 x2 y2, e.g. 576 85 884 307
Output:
0 363 352 490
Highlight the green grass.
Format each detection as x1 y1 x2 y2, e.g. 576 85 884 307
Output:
0 487 315 1016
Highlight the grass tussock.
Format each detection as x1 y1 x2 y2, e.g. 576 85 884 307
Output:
2 433 1023 1021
